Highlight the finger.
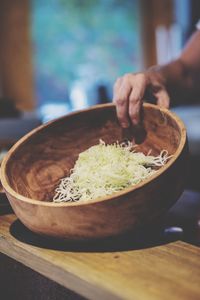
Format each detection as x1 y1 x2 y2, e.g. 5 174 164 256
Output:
113 77 131 128
129 97 142 126
128 74 146 125
155 89 170 108
113 77 123 98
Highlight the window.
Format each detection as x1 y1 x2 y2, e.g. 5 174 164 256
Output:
31 0 142 121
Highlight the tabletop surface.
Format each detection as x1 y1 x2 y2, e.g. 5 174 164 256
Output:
0 190 200 300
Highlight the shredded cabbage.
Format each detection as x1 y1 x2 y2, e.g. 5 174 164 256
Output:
53 140 170 203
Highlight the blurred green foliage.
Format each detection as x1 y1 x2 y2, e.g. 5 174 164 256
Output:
32 0 142 104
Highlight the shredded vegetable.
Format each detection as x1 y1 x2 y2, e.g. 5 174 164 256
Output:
53 140 170 203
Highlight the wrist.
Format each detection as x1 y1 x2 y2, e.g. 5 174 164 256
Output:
146 65 167 87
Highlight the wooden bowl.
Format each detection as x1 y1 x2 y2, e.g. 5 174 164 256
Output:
1 103 188 240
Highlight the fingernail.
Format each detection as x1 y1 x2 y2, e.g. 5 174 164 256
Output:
131 119 138 126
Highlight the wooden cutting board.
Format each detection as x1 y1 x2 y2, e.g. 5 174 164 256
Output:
0 212 200 300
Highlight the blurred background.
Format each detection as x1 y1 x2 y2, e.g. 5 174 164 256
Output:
0 0 200 190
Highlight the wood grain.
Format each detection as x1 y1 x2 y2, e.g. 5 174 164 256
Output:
1 103 188 240
0 213 200 300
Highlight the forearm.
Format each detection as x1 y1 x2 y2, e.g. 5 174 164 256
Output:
147 59 200 106
148 30 200 105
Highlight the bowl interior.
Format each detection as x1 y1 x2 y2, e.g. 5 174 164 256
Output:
3 104 183 202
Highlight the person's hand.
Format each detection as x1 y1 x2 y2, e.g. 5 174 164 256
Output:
113 70 170 128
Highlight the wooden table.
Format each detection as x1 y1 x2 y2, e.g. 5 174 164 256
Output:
0 190 200 300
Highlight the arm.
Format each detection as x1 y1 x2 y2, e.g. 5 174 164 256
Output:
113 30 200 128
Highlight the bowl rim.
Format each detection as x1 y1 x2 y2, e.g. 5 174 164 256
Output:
1 103 187 207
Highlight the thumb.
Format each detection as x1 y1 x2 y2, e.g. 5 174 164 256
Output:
154 88 170 108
